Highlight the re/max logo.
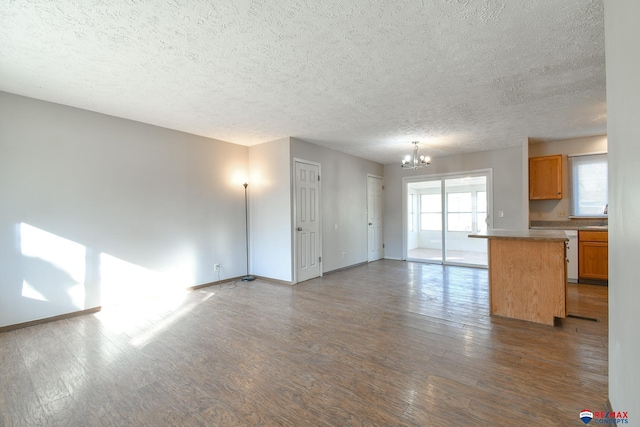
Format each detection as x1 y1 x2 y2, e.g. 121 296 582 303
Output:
594 412 628 419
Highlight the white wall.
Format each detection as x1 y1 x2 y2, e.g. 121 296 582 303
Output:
384 145 527 259
0 92 248 327
529 135 608 221
290 138 384 273
604 0 640 415
248 138 292 282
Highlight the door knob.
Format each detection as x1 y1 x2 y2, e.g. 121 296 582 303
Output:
297 227 302 231
369 223 373 225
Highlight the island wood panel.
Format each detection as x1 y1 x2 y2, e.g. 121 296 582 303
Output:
488 239 567 325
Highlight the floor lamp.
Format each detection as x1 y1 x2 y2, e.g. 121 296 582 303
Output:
241 182 255 282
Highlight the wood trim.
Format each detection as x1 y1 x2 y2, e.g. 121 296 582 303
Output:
188 277 244 290
323 261 368 276
196 275 295 287
605 398 613 414
254 275 294 286
0 306 102 333
2 275 292 332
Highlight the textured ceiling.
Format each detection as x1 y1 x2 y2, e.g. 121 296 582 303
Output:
0 0 606 164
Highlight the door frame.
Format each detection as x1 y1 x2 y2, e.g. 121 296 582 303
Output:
292 158 322 284
402 168 493 265
367 174 384 262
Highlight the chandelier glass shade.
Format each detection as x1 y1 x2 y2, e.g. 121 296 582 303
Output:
401 141 431 169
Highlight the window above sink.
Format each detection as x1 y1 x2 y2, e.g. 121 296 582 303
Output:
569 152 608 218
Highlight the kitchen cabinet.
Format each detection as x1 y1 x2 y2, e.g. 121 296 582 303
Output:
529 154 562 200
579 230 608 281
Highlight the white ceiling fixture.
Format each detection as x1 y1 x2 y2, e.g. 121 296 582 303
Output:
401 141 430 169
0 0 606 164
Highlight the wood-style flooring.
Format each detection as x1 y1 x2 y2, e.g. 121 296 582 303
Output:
0 260 608 426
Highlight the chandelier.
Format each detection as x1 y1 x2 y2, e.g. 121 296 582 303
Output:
401 141 431 169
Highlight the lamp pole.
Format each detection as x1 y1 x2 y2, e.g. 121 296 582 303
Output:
241 182 255 282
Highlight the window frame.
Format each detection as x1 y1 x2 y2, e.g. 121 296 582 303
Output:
568 152 608 218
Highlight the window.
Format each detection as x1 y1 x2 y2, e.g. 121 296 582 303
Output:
420 194 441 231
569 153 608 217
447 192 472 231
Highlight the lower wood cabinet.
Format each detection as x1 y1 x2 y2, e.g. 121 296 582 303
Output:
578 230 608 281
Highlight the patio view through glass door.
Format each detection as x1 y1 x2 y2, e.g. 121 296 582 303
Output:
406 172 489 267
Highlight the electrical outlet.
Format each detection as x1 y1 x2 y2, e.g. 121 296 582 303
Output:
214 263 220 271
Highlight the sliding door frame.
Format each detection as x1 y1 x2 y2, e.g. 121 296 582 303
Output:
402 168 493 267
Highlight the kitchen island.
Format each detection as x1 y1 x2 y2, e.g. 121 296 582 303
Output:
469 229 568 326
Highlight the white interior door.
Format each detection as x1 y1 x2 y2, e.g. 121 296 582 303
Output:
367 175 383 262
295 161 320 283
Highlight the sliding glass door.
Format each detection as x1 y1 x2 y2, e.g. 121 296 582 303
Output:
443 175 488 265
406 171 490 267
407 179 443 262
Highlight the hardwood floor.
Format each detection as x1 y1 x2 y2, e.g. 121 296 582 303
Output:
0 260 608 426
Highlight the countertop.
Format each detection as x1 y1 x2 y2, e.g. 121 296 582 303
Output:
529 225 608 231
529 220 607 231
469 229 569 241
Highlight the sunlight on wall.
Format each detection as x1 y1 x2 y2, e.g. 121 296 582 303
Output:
21 280 48 302
99 252 187 309
18 223 200 348
20 223 86 308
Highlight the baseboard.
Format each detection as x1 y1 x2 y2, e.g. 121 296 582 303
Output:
188 277 243 290
1 274 288 333
253 275 294 286
605 398 613 414
0 306 102 333
383 256 405 261
323 261 368 276
578 278 608 286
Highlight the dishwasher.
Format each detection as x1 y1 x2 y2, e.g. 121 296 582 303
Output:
565 230 578 283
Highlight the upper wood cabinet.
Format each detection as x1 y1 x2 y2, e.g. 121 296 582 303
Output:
529 154 562 200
